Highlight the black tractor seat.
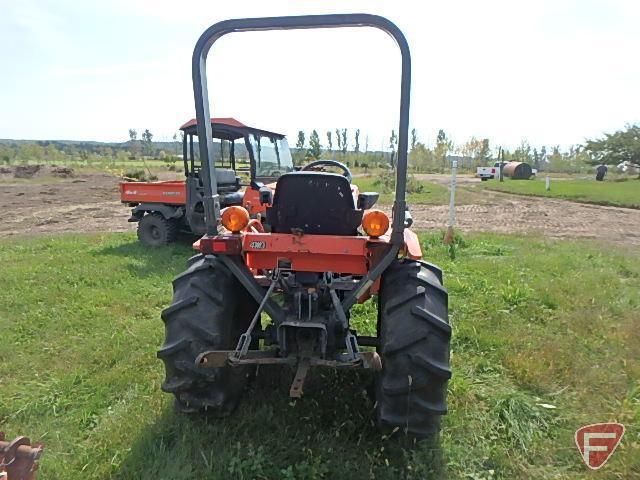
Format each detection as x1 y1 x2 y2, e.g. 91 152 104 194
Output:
266 172 363 235
220 191 244 206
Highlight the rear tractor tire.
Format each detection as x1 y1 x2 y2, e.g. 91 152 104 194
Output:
376 259 451 437
158 255 257 415
137 212 178 246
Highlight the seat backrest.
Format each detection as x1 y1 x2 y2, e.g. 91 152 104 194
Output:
266 172 363 235
216 168 238 186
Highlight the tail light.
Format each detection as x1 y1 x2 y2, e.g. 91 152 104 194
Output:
221 206 250 233
362 209 390 237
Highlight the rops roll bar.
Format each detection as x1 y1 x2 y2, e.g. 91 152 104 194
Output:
192 14 411 244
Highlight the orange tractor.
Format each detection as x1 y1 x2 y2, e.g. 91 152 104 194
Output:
120 118 294 245
158 14 451 437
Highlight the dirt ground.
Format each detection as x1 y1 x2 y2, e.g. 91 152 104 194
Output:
0 170 131 238
402 190 640 245
1 170 639 245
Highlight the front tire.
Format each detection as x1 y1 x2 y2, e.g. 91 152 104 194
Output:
376 259 451 437
157 255 257 415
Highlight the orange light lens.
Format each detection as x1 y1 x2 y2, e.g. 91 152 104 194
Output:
362 209 390 237
221 206 250 233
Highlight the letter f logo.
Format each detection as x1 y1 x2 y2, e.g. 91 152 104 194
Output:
575 423 625 470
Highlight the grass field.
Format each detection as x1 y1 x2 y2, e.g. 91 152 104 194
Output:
479 178 640 209
1 233 639 479
353 176 450 204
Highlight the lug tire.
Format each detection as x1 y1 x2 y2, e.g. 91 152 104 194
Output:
158 255 257 415
137 212 178 246
376 259 451 437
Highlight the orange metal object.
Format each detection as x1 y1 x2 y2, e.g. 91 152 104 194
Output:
245 218 265 233
242 233 377 274
242 182 276 215
0 433 44 480
402 229 423 260
119 181 186 205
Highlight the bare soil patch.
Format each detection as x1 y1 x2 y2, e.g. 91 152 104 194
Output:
400 189 640 245
0 172 130 237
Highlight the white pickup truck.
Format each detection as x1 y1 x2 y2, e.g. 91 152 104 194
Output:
476 162 505 181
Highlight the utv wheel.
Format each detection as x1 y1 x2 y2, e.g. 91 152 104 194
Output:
376 259 451 437
137 212 178 246
157 254 257 416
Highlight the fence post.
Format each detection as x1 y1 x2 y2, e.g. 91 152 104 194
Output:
443 160 457 244
546 175 550 191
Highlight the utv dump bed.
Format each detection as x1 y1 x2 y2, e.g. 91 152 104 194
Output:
120 181 186 205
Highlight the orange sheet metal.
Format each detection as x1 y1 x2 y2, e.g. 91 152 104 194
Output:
242 182 276 215
119 181 186 205
243 232 371 274
402 229 423 260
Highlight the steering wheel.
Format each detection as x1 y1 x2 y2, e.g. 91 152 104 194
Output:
301 160 352 183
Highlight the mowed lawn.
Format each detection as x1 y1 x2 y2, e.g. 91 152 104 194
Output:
353 176 450 204
1 232 639 479
479 177 640 209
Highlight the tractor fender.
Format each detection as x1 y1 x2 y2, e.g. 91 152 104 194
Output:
131 203 184 221
402 229 422 260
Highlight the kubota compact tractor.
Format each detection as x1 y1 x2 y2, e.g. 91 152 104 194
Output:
120 118 294 246
158 14 451 437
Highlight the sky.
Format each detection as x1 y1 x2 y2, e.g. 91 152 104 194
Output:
1 0 639 151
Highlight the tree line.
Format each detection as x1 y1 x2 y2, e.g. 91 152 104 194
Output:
290 124 639 174
1 124 638 174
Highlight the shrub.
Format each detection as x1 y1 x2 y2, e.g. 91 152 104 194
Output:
123 169 158 181
373 173 424 194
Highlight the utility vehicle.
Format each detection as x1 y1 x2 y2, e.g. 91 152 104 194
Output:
120 118 294 245
158 14 451 437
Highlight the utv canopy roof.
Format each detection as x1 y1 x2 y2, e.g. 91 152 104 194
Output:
179 117 285 141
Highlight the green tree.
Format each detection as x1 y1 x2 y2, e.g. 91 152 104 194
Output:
341 129 348 154
434 129 452 172
584 124 640 165
389 130 398 170
307 130 322 160
354 129 360 154
0 144 14 164
326 131 333 151
296 130 306 150
172 131 183 155
409 142 436 172
128 129 139 158
411 128 417 151
18 143 45 163
461 137 484 168
335 129 342 152
512 140 533 164
141 129 154 156
478 139 491 165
